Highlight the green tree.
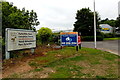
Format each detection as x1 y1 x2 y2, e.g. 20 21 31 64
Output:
2 1 40 38
73 8 100 36
37 27 52 44
2 1 40 59
116 15 120 28
99 18 116 27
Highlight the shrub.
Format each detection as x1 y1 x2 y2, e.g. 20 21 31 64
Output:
81 36 103 41
81 36 93 41
53 35 60 45
96 36 104 41
104 33 114 38
37 27 53 44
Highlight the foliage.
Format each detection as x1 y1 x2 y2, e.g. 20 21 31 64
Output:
99 18 116 27
73 8 100 36
37 27 52 44
99 16 120 29
2 1 40 38
2 1 40 59
81 32 104 41
103 33 115 38
81 36 103 41
104 37 120 41
116 15 120 28
52 34 60 45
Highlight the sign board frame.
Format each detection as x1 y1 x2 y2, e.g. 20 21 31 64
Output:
5 28 36 59
60 32 78 46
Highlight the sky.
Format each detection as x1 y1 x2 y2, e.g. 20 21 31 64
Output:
6 0 120 31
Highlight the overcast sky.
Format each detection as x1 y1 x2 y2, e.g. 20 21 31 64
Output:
6 0 120 31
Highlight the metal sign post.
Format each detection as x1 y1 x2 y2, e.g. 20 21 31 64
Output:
76 46 79 51
5 51 10 59
31 48 35 54
94 0 97 49
5 29 10 59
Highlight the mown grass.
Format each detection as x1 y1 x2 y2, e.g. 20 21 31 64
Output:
104 37 120 40
8 47 120 78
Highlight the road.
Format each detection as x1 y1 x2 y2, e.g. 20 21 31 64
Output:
81 40 119 55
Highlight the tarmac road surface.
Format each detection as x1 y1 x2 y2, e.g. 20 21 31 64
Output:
81 40 119 55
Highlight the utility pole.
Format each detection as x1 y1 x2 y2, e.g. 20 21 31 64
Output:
94 0 97 48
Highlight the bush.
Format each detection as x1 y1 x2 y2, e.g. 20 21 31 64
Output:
53 35 60 45
81 36 93 41
81 36 103 41
37 27 53 44
96 36 104 41
104 33 115 38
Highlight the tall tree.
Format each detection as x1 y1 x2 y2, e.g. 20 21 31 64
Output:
116 15 120 28
99 18 116 27
2 1 40 38
73 8 100 36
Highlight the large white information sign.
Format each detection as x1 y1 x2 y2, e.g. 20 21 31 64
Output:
6 28 36 51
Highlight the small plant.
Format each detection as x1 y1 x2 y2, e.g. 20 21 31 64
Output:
104 33 115 38
28 61 39 67
34 68 43 72
10 73 20 78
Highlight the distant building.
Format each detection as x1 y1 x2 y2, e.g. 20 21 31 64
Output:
99 24 113 34
119 1 120 15
52 29 73 33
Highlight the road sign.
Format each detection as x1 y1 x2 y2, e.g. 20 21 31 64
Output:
60 32 78 46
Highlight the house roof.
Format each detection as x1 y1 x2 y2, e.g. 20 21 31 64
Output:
99 24 112 28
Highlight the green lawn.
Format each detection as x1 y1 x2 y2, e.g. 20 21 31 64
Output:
104 37 120 40
8 47 120 78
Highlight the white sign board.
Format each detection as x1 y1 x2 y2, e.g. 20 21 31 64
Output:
6 28 36 51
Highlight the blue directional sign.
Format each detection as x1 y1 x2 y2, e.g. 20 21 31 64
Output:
60 32 78 46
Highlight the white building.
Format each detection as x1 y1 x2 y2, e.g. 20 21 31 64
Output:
119 1 120 15
52 29 73 33
99 24 113 34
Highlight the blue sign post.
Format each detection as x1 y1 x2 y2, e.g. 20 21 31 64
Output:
60 32 78 46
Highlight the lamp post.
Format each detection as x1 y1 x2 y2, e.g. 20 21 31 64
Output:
94 0 97 48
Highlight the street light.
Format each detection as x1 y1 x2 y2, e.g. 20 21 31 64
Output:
94 0 97 48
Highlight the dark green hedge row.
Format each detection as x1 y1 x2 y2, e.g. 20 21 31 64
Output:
104 33 115 38
81 36 104 41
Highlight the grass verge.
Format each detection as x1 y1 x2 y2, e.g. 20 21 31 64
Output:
104 37 120 40
8 47 120 78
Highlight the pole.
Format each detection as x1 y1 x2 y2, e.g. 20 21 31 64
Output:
31 48 35 54
76 46 78 51
94 0 97 49
5 28 10 59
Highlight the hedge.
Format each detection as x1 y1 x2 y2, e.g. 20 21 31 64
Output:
81 36 104 41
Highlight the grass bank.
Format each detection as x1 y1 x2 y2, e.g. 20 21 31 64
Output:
8 47 120 78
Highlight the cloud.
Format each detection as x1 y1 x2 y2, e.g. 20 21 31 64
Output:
7 0 120 30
